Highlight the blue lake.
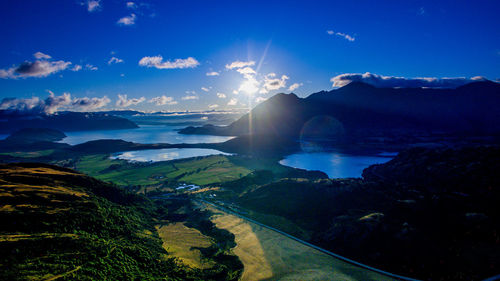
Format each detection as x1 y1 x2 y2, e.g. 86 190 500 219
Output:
62 125 233 145
280 152 393 178
111 148 230 162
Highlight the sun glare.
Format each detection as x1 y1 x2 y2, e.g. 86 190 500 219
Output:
239 78 259 95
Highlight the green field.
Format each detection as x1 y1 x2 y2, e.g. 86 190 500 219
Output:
75 154 253 187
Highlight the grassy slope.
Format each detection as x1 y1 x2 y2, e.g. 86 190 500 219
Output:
0 163 240 281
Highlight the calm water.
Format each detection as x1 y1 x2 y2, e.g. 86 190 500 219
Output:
111 148 230 162
62 125 233 145
280 152 393 178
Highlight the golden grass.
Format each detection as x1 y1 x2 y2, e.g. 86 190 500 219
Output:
0 233 78 242
156 222 214 269
207 205 395 281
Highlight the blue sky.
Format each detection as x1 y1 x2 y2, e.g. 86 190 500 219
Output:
0 0 499 112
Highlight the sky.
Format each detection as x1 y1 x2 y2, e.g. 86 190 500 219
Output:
0 0 499 113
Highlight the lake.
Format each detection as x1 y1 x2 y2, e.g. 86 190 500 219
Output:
111 148 230 162
280 152 393 178
62 125 233 145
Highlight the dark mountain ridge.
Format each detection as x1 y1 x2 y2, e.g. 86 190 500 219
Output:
180 81 500 138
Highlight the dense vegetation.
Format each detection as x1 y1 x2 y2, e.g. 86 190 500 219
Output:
213 146 500 280
0 163 242 280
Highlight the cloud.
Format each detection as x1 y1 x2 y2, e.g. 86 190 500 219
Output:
288 82 303 91
227 98 238 106
33 52 51 59
217 92 226 98
148 95 177 106
108 57 124 65
139 56 199 69
117 13 136 26
330 72 488 88
85 64 98 71
206 71 220 76
201 87 210 92
0 92 110 114
182 95 199 100
326 30 355 42
126 2 136 9
237 67 256 77
72 64 82 71
208 104 219 109
86 0 101 12
0 57 72 79
225 60 255 70
116 94 145 107
260 73 289 94
71 96 111 111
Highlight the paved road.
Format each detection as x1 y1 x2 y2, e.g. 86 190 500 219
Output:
199 199 420 281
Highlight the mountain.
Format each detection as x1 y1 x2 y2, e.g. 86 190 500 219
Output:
180 81 500 138
0 163 242 280
0 128 70 152
0 111 139 133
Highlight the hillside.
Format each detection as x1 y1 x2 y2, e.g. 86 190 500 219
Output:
180 81 500 138
217 146 500 280
0 163 241 280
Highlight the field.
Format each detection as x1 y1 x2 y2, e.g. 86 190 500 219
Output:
156 222 214 269
75 154 252 186
206 205 394 281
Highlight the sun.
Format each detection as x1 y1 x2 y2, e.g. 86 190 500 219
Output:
239 78 259 95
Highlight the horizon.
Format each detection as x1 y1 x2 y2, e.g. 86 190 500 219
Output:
1 0 499 113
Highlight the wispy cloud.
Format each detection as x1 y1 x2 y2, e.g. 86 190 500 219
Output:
108 57 124 65
72 64 82 72
85 64 98 71
0 52 71 79
206 71 220 76
216 92 226 98
260 73 289 94
85 0 101 12
117 13 136 26
148 95 177 105
201 87 210 92
288 82 303 91
0 92 110 114
227 98 238 106
326 30 355 42
182 95 199 100
255 97 267 103
139 56 199 69
208 104 219 109
330 72 488 88
116 94 145 107
225 60 255 70
126 2 137 9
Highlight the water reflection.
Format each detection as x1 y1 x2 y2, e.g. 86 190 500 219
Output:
280 152 392 178
111 148 230 162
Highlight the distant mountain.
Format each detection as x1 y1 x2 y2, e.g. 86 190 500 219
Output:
0 128 70 152
180 81 500 138
0 111 139 133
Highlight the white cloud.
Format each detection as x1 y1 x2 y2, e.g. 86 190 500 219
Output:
139 56 199 69
206 71 220 76
33 52 51 60
201 87 210 92
237 67 256 78
288 82 303 91
260 74 289 94
126 2 136 9
182 95 199 100
149 95 177 105
330 72 488 88
227 98 238 106
72 64 82 72
0 58 72 79
208 104 219 109
85 64 98 71
117 13 136 26
86 0 101 12
216 92 226 98
327 30 355 42
116 94 145 107
108 57 124 65
225 60 255 70
0 92 110 114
